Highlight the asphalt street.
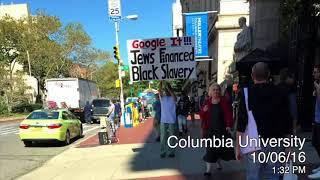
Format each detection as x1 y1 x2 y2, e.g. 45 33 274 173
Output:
0 121 100 180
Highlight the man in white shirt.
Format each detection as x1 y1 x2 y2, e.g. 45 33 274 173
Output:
107 99 116 138
159 81 177 158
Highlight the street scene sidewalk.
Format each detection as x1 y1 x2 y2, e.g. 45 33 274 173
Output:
0 116 26 123
17 116 320 180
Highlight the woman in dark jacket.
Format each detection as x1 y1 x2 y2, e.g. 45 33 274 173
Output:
199 83 235 176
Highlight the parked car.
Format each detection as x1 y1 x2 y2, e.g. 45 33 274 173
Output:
91 98 111 123
19 109 83 147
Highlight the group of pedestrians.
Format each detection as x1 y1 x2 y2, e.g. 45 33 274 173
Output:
201 62 317 179
153 61 320 180
198 62 295 179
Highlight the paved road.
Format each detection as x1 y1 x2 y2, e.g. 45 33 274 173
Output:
0 122 100 180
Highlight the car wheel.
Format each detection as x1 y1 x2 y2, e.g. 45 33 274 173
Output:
64 131 71 145
23 141 32 147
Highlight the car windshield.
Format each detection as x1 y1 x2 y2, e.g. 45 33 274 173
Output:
26 111 59 120
92 99 110 107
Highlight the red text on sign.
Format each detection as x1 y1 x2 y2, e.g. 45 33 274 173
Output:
132 39 166 51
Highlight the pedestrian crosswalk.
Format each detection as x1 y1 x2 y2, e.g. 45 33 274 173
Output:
0 124 19 135
0 123 99 136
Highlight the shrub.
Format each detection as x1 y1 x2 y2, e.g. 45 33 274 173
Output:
30 104 43 111
12 103 43 113
0 96 9 115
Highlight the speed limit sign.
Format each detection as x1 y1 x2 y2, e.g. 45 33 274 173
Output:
108 0 121 20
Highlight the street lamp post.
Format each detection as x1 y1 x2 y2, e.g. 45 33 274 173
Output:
114 15 138 126
114 20 125 126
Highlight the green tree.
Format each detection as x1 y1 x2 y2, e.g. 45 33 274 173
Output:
18 13 109 103
60 23 110 76
17 12 66 103
0 16 30 112
92 62 119 98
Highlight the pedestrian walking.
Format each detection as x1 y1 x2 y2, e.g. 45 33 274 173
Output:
159 81 177 158
176 92 191 137
308 65 320 179
153 93 161 142
137 97 144 122
199 91 208 108
114 100 121 129
107 99 117 140
189 96 196 124
199 83 235 176
84 101 92 124
235 62 292 180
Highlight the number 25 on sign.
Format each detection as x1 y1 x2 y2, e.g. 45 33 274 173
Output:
108 0 121 17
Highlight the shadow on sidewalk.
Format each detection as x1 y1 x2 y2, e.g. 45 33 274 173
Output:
76 115 318 179
127 116 247 180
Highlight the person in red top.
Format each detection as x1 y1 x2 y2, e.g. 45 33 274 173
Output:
199 83 235 177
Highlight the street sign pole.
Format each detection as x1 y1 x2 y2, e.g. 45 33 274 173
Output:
109 0 125 126
108 0 138 126
114 20 125 126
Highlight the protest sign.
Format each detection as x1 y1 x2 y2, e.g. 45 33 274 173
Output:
127 37 196 82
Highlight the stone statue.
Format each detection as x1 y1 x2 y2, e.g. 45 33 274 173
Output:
234 17 252 61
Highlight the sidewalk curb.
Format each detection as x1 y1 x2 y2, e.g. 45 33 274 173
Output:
0 118 24 124
73 130 100 148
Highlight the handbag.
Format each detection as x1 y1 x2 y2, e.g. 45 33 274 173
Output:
283 160 298 180
240 87 261 154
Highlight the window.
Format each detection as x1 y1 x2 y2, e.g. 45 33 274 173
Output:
62 112 69 120
26 111 59 120
92 99 110 108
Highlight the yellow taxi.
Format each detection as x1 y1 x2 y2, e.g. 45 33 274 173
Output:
19 109 83 147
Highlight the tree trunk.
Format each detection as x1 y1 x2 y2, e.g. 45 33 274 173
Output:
35 77 42 104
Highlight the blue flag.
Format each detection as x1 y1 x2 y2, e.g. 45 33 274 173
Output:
185 13 208 58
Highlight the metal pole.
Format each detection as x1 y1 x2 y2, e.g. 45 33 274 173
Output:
115 21 125 126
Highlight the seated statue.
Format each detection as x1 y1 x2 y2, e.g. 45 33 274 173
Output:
234 17 252 61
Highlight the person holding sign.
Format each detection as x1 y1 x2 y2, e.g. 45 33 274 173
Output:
159 81 177 158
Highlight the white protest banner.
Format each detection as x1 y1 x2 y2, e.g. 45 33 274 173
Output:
127 37 196 82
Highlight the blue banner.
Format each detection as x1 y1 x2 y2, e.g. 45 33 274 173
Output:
185 13 208 57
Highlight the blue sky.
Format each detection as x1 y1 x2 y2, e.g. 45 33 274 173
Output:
2 0 174 65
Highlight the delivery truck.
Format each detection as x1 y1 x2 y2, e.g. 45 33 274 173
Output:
45 78 99 122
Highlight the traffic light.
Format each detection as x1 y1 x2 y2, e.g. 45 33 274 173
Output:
113 45 120 62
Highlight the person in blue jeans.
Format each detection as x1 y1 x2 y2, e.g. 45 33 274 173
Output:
176 92 190 137
159 81 177 158
107 99 116 139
